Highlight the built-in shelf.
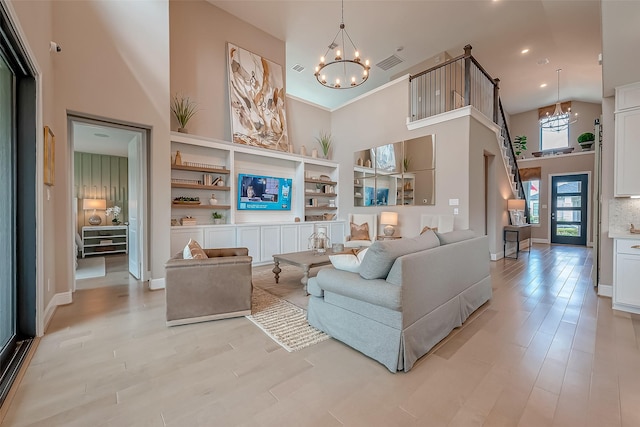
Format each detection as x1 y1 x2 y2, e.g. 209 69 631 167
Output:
305 206 338 210
171 183 231 191
171 164 230 174
172 204 231 209
304 192 337 197
304 178 337 186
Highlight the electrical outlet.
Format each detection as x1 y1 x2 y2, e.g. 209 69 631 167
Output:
423 198 428 204
453 208 459 215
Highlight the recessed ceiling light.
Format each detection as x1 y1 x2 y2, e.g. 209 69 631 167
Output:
540 83 547 88
94 133 109 138
521 49 530 54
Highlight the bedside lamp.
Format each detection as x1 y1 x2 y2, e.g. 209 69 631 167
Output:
380 211 398 236
507 199 526 226
83 198 106 225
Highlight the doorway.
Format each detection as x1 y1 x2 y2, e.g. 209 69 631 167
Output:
69 116 149 290
551 173 588 246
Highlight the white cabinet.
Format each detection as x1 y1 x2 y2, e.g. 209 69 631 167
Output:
298 223 315 251
204 227 236 249
281 225 298 254
81 225 128 258
170 227 204 255
236 226 261 262
613 238 640 314
329 222 345 245
260 225 282 262
615 83 640 196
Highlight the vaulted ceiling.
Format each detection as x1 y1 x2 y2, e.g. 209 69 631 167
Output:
210 0 603 114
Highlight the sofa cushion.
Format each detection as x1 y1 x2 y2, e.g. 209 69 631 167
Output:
359 230 440 280
316 268 402 311
183 239 208 260
329 248 368 273
350 221 371 241
436 229 477 245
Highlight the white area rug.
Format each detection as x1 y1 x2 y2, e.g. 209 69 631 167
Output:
75 257 106 280
247 288 329 352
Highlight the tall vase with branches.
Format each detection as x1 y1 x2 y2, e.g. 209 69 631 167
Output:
171 94 199 133
315 131 332 159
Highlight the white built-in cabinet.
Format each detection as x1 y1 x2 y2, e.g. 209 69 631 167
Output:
169 131 343 265
613 237 640 314
614 82 640 197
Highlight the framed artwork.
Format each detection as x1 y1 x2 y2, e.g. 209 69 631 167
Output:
44 126 55 186
227 43 289 152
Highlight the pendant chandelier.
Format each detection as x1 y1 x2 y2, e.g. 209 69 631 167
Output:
314 0 370 89
540 69 578 132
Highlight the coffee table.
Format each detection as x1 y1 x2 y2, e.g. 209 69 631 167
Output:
272 250 332 293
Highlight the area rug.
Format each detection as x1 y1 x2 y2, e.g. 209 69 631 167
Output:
247 287 329 352
75 257 106 280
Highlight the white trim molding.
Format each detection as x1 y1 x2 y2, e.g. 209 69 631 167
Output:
532 238 550 244
43 291 73 331
149 277 165 290
598 284 612 298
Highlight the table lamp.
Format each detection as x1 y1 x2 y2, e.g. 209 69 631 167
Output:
83 198 106 225
380 211 398 236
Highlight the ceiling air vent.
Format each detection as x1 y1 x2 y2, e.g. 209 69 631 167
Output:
376 54 404 71
292 64 305 73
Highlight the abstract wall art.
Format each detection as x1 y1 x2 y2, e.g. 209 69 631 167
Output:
227 43 289 152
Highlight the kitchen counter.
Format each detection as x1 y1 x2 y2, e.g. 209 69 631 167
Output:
609 232 640 240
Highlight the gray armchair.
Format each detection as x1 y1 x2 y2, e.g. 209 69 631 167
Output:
164 247 253 326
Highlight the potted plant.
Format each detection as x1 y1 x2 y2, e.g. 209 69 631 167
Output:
170 94 199 133
513 135 527 158
212 211 224 225
315 131 332 159
577 132 595 151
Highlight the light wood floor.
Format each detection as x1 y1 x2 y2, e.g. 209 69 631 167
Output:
2 245 640 426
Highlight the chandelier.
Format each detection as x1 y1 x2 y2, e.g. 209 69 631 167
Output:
314 0 370 89
540 68 578 132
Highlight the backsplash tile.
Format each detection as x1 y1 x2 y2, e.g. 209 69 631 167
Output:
609 198 640 233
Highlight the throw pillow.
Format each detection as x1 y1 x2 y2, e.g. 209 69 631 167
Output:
350 222 370 241
183 238 208 260
420 225 438 234
359 230 440 280
435 229 477 245
329 248 369 273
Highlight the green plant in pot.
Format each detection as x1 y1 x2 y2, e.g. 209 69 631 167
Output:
212 211 224 224
315 131 332 159
577 132 595 151
513 135 527 158
171 94 199 133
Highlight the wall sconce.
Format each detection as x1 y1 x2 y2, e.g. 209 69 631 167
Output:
83 198 106 225
507 199 526 225
380 211 398 236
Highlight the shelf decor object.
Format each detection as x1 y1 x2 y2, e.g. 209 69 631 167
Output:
314 0 371 89
227 42 288 151
83 198 106 226
380 211 398 236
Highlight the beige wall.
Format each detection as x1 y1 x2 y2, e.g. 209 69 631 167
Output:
518 152 595 243
600 96 615 287
169 0 285 141
11 0 171 301
510 101 602 158
286 97 332 154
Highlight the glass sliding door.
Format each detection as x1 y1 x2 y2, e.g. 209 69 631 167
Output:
0 49 15 378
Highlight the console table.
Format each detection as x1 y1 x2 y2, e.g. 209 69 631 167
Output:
81 225 128 258
503 224 531 260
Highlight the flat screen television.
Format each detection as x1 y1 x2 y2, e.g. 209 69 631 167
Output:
237 173 292 211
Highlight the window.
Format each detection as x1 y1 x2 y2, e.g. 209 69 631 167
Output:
540 114 569 151
524 180 540 224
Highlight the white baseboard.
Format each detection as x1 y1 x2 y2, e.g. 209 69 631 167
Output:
490 252 502 261
598 284 612 298
43 291 73 331
532 238 549 244
149 277 165 290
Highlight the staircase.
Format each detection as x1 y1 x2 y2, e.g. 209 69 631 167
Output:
496 99 528 215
